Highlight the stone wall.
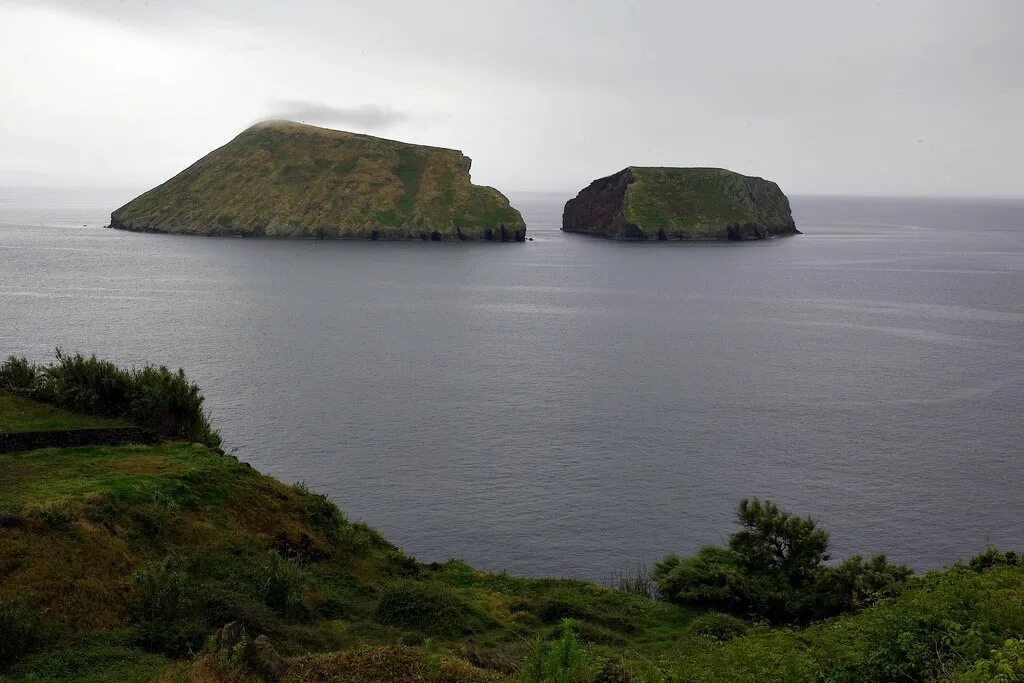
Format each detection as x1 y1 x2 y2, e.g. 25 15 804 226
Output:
0 427 157 453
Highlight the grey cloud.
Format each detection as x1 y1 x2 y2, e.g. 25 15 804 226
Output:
2 0 1023 195
266 101 408 130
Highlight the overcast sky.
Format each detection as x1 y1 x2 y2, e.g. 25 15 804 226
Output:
1 0 1021 196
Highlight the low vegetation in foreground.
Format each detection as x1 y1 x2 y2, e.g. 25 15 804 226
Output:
1 353 1022 682
0 352 220 448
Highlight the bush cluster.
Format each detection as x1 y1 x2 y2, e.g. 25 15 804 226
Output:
130 552 312 657
292 482 386 553
0 356 36 393
0 597 42 667
26 502 74 530
0 351 220 448
654 498 911 624
685 612 749 642
956 638 1024 682
259 552 309 618
609 561 656 599
804 561 1024 681
521 619 598 683
520 619 667 683
376 581 493 636
130 556 205 656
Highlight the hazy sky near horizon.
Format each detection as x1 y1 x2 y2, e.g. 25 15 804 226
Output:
1 0 1021 196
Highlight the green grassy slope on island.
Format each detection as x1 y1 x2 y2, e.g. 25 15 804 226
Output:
562 167 798 241
624 167 795 237
110 121 526 241
1 354 1022 682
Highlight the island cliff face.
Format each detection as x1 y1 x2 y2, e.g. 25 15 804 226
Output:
562 167 798 240
110 121 526 241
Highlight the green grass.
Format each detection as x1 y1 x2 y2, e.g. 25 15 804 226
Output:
1 386 1022 682
110 120 526 240
621 167 794 239
0 436 692 679
0 442 216 509
393 149 427 215
0 391 129 433
0 630 171 683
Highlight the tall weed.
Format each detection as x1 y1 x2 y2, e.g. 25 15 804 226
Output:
0 596 42 666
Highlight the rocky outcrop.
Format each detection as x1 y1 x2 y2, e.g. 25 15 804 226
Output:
562 167 798 241
110 121 526 242
211 622 286 681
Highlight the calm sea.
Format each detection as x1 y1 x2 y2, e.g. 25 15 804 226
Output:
2 187 1022 580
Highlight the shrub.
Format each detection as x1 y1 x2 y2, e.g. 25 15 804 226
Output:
127 364 220 448
11 350 221 449
3 632 170 682
610 561 656 599
807 564 1024 681
132 556 192 623
340 521 387 552
295 482 346 539
131 556 204 655
809 553 912 618
193 584 281 637
28 502 74 530
523 594 636 636
970 547 1021 573
655 499 911 624
284 646 502 683
686 612 749 642
654 546 747 613
520 620 600 683
376 581 492 636
0 356 37 393
259 552 309 618
731 498 830 583
131 490 180 540
955 639 1024 682
0 597 42 667
207 622 286 682
592 660 632 683
82 493 127 527
292 483 386 555
273 532 325 565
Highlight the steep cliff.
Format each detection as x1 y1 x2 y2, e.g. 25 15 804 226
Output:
562 167 798 240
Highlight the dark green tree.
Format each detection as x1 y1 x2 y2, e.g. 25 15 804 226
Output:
730 498 829 584
654 498 911 624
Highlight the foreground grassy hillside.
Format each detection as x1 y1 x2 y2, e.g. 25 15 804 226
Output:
1 354 1022 682
110 121 526 241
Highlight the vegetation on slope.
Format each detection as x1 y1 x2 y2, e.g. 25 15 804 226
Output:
654 498 911 624
562 166 798 240
0 354 1021 682
623 167 796 239
109 121 526 241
